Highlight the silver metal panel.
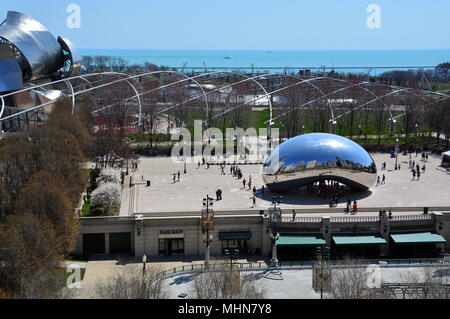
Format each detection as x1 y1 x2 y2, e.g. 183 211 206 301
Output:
263 133 377 192
58 37 81 77
0 43 23 92
0 11 64 81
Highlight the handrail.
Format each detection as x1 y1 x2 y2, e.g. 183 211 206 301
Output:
152 258 448 282
390 214 434 221
330 216 380 223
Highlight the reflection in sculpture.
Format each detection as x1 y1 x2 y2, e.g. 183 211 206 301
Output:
263 133 377 192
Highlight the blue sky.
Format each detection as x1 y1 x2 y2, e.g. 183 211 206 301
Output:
1 0 449 50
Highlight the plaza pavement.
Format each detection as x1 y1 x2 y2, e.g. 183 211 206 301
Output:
162 266 450 299
125 152 450 215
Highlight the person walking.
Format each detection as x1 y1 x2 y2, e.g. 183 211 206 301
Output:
352 201 358 215
243 178 246 189
382 174 386 185
422 164 426 173
252 196 256 208
178 171 180 182
261 185 265 195
412 169 416 180
346 199 351 214
417 170 421 180
388 209 392 220
377 176 380 186
248 180 252 190
292 210 296 221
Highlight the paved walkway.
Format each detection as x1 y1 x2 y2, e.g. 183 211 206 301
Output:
132 152 450 214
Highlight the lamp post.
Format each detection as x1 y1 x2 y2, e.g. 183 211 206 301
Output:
316 246 330 299
269 232 280 267
302 125 305 135
202 195 214 267
359 124 362 137
415 123 419 144
395 138 399 170
183 141 187 174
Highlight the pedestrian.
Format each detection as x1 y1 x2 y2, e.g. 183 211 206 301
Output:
426 154 429 162
388 209 392 220
243 178 246 188
248 180 252 190
198 161 201 169
216 190 220 201
261 185 265 195
412 169 416 180
253 186 257 195
178 171 180 182
173 174 176 183
352 201 358 215
377 176 380 186
379 210 383 218
398 163 401 170
252 196 256 208
382 174 386 185
422 164 426 173
292 210 296 221
417 170 421 180
346 199 351 214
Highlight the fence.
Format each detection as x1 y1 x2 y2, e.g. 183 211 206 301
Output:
78 216 135 225
280 217 322 223
390 214 433 221
153 258 449 282
330 216 380 223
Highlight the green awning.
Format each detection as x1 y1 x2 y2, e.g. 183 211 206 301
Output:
277 234 326 246
219 231 252 240
332 235 386 245
391 232 446 244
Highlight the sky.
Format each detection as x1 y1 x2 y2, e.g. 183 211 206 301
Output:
1 0 450 51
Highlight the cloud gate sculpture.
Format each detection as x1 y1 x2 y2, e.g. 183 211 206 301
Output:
263 133 377 192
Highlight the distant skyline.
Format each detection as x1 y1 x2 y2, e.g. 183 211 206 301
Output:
1 0 450 51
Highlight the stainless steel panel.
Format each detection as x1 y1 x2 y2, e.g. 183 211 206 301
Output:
0 11 64 81
263 133 377 192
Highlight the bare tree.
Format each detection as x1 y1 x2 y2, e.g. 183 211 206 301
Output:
94 267 168 299
329 261 371 299
191 266 266 299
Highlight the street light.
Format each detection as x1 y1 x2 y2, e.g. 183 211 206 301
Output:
415 123 419 144
202 195 214 267
316 246 330 299
183 141 187 174
395 138 399 170
358 124 362 137
269 232 280 267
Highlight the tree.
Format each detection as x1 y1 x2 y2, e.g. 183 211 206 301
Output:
94 267 167 299
97 167 121 185
15 171 79 254
191 266 266 299
329 260 371 299
91 182 121 215
0 212 73 299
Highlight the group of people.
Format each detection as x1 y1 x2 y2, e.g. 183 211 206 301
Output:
409 160 426 181
172 171 181 183
376 174 386 186
231 165 243 179
345 199 358 215
378 209 393 219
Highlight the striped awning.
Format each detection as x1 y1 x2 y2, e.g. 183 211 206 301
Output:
332 234 386 245
219 231 252 240
277 234 326 246
391 232 446 244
